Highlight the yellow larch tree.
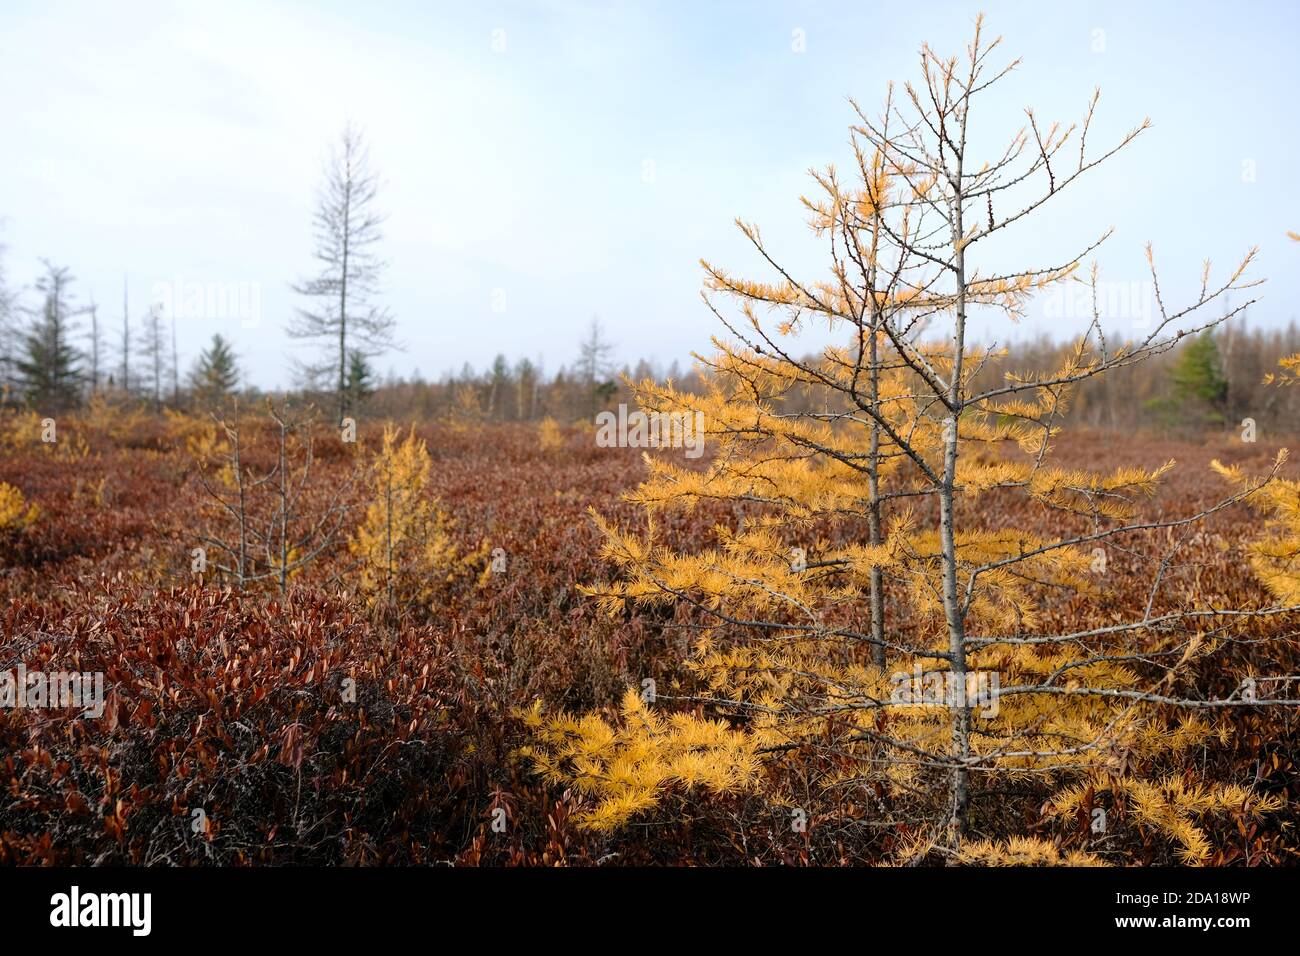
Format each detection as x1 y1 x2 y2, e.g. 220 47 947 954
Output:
524 16 1300 863
350 425 478 615
0 482 39 534
538 416 565 453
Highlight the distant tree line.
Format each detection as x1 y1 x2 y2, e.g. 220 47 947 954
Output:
2 248 1296 434
0 116 1294 434
316 318 708 424
963 321 1300 435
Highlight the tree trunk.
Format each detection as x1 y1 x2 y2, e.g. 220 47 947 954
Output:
941 144 972 846
338 176 352 427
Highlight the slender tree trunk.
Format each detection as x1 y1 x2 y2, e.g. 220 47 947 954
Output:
941 140 972 845
121 278 129 394
91 304 100 394
867 323 886 668
278 417 289 594
171 312 179 403
385 456 394 610
231 427 247 584
338 180 351 427
866 204 887 669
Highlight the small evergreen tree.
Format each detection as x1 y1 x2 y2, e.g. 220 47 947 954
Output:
189 333 241 407
15 262 83 410
1169 331 1229 426
343 349 375 411
487 354 513 420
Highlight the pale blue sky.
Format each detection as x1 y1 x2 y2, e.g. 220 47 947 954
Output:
1 0 1296 387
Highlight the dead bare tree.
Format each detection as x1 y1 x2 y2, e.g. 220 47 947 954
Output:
138 302 168 411
118 275 131 395
0 238 15 394
192 402 359 593
86 299 103 394
289 123 397 426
